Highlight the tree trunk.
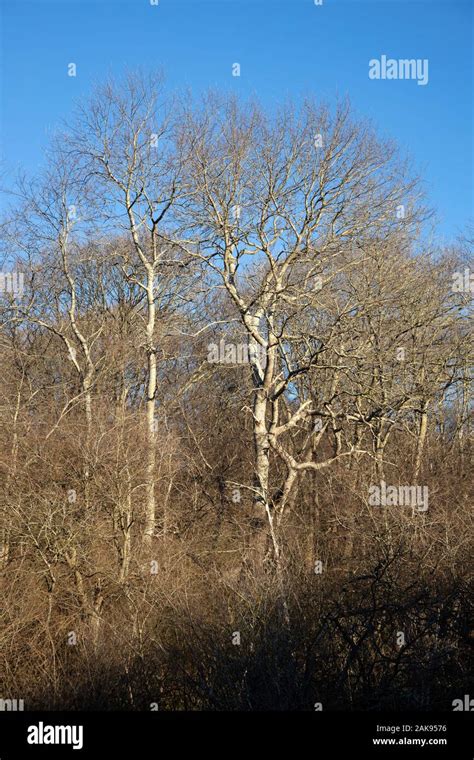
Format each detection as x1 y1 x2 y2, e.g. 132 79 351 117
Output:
143 268 157 551
413 402 428 481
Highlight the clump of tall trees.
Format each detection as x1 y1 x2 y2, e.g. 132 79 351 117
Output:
0 73 471 710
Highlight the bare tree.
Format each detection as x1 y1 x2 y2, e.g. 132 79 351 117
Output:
65 72 189 552
173 95 428 585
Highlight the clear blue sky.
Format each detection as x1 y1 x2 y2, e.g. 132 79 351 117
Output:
1 0 472 240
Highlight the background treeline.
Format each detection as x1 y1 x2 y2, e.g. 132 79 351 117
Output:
0 73 472 710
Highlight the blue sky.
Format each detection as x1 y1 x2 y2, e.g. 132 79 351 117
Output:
1 0 472 240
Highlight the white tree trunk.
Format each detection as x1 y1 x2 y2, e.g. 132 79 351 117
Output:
143 268 157 551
